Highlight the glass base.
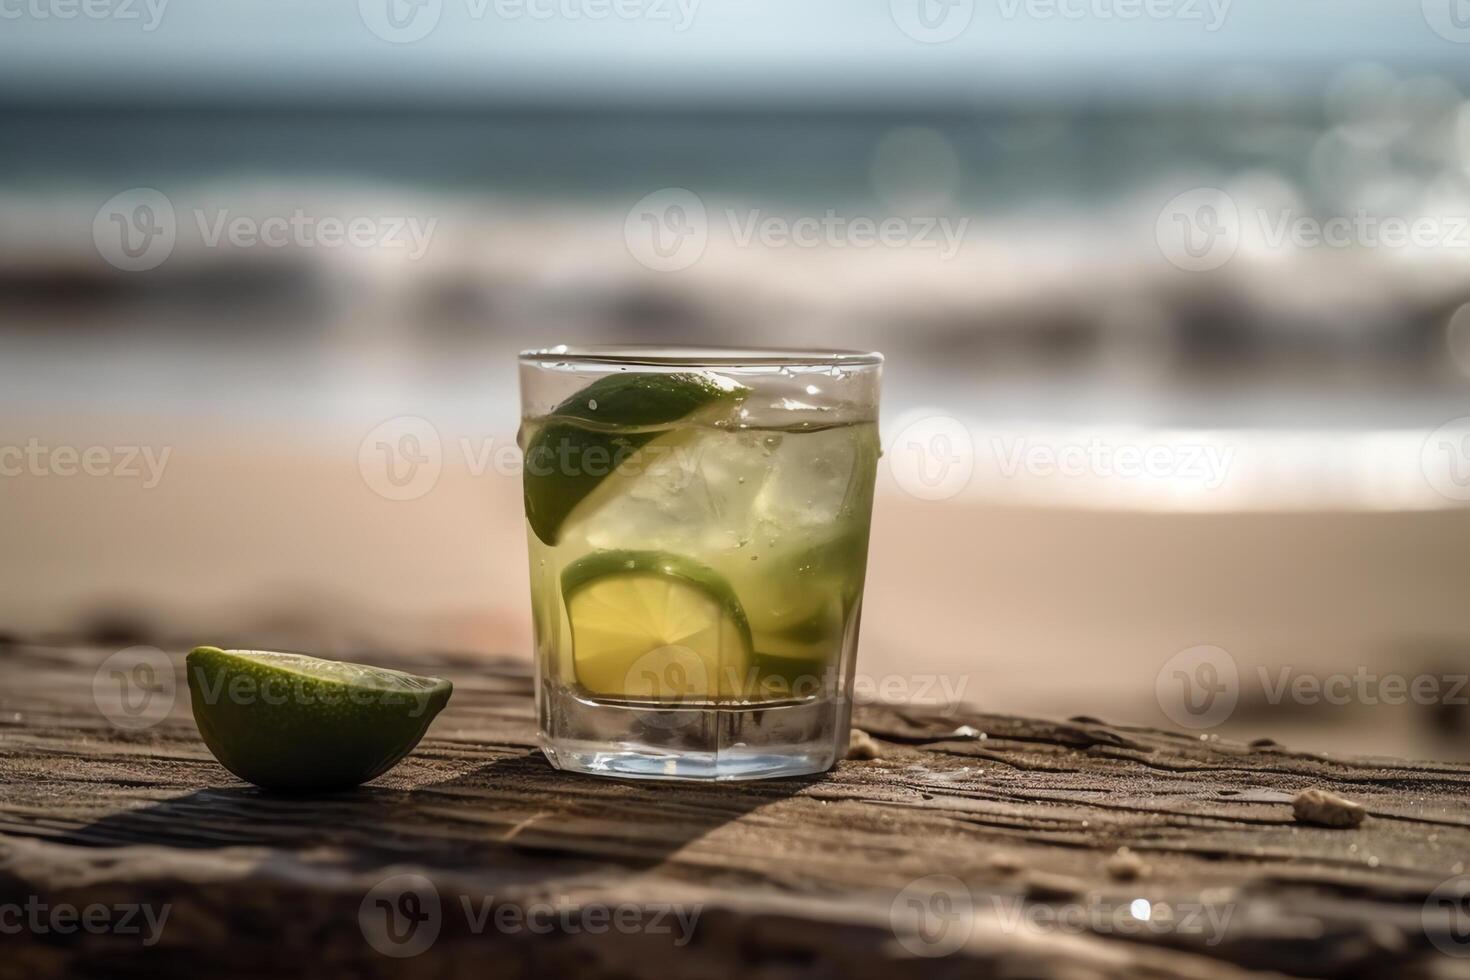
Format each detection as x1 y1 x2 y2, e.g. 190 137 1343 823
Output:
539 688 848 782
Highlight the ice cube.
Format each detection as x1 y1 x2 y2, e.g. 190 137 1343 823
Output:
578 427 772 554
751 425 862 531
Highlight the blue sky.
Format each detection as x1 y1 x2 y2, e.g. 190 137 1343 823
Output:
0 0 1461 105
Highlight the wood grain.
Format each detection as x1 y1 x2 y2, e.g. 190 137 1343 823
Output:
2 640 1469 979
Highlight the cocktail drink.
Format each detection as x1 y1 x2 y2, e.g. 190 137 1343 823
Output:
519 347 882 780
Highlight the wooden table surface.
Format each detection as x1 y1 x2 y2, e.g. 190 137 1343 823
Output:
3 639 1470 979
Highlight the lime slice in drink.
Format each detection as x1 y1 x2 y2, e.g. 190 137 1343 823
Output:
561 550 754 699
744 531 869 657
753 594 848 661
186 646 452 791
521 372 746 545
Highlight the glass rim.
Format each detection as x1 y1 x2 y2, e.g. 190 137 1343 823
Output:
519 345 883 368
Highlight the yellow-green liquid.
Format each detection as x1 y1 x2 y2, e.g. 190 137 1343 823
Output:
526 418 880 705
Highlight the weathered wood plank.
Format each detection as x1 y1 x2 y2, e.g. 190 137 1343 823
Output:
2 640 1469 979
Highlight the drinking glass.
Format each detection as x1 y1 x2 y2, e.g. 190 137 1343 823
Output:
519 346 882 780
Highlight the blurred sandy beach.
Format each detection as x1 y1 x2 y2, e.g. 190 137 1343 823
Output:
4 402 1467 762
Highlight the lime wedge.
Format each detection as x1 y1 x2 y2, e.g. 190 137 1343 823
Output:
521 372 746 545
561 550 753 699
186 647 452 791
753 594 848 662
743 531 869 659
